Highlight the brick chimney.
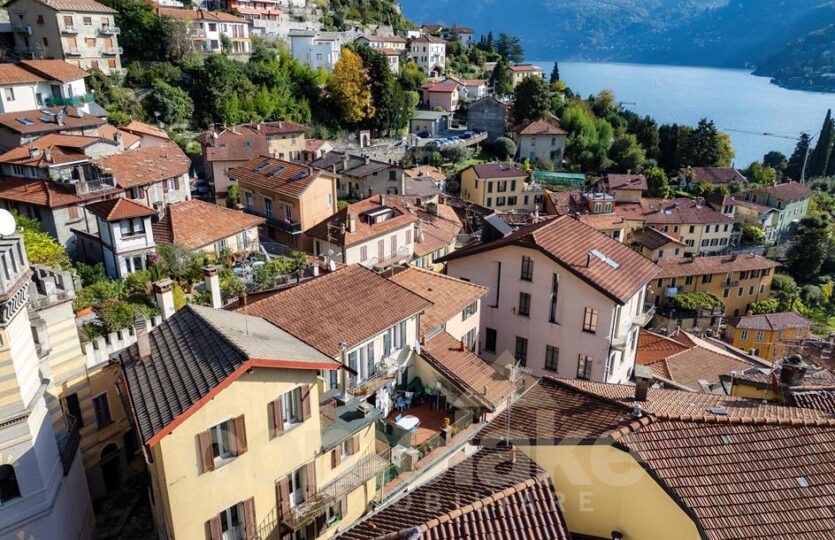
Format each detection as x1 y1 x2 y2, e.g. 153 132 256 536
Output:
202 265 222 309
780 354 807 387
347 213 357 233
633 365 653 402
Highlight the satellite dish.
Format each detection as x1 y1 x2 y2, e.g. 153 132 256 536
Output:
0 210 16 237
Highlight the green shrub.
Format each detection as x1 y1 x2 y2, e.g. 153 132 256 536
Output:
668 292 724 311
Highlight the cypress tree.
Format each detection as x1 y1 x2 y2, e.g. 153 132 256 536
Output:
550 61 560 84
808 109 834 179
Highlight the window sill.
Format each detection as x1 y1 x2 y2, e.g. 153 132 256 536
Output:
520 277 533 282
581 329 597 335
548 320 560 326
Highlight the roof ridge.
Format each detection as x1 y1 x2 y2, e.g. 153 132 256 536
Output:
397 265 490 292
653 412 835 427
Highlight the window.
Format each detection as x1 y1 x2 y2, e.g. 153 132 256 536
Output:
487 181 493 193
244 191 253 210
544 346 559 372
85 37 95 48
463 327 477 351
389 170 396 181
64 393 83 427
520 256 534 281
93 393 112 428
405 229 411 245
360 246 367 262
366 342 375 377
219 503 243 540
756 331 764 342
210 418 237 461
496 196 506 206
83 16 92 25
740 330 749 341
3 88 14 102
484 328 497 352
63 15 72 25
507 196 517 206
760 284 765 294
723 288 730 298
510 180 517 191
685 276 694 285
497 180 507 192
486 197 492 206
518 292 531 316
514 337 528 366
702 274 713 284
749 286 755 296
264 198 273 217
737 287 744 297
576 354 592 380
549 274 559 323
461 301 477 320
67 205 80 221
0 465 20 504
582 307 599 333
283 387 303 425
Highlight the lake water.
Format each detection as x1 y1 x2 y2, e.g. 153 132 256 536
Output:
536 61 835 166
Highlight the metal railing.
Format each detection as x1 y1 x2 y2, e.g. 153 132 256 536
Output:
99 25 121 34
61 25 79 33
244 208 302 234
633 305 656 327
102 47 123 56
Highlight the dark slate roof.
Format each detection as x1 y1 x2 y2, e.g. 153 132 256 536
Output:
337 448 571 540
311 151 400 178
120 305 336 444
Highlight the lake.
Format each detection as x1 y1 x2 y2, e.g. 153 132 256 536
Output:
535 61 835 166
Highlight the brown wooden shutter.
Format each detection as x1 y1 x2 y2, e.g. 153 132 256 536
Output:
305 462 316 499
205 515 221 540
173 176 180 190
198 431 214 473
233 415 247 455
331 446 342 468
243 497 256 540
301 385 312 421
276 476 291 520
346 435 359 455
271 398 284 438
340 495 348 517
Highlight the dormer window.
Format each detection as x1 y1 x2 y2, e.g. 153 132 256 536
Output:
119 218 145 237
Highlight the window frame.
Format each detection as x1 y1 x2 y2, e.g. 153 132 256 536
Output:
582 307 599 333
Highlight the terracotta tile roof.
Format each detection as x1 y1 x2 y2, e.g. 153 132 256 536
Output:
788 387 835 414
598 173 648 191
508 64 541 72
404 165 445 182
468 162 526 179
656 253 779 278
544 190 584 216
614 197 734 225
155 6 245 22
513 118 567 136
304 138 327 152
305 194 417 248
85 197 155 221
442 215 660 304
119 305 337 444
152 199 264 250
376 198 462 258
683 166 747 185
577 212 626 231
338 448 570 540
730 364 835 388
727 311 814 331
200 126 269 162
97 124 141 148
637 330 754 390
361 34 406 44
227 156 321 198
404 176 441 198
14 0 116 13
728 196 774 214
0 177 118 207
121 120 170 140
458 79 486 86
0 133 112 167
412 34 446 43
629 226 686 250
0 64 46 85
0 106 104 135
762 181 812 202
95 142 190 189
421 331 514 411
389 267 487 333
421 82 457 93
235 265 431 356
310 151 399 178
18 60 88 83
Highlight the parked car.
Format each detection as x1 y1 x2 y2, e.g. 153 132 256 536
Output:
460 132 474 140
415 131 432 139
472 128 486 134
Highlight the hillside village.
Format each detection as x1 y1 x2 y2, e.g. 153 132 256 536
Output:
0 1 833 539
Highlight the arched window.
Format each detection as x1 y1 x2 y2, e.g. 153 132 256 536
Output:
0 464 21 503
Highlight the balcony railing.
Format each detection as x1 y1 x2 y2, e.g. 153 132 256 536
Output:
61 25 79 34
57 415 80 476
45 93 94 107
99 25 121 34
721 279 739 288
102 47 123 56
633 305 656 327
11 22 30 33
243 208 302 234
65 48 81 56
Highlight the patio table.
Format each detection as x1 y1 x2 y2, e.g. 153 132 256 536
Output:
395 415 420 431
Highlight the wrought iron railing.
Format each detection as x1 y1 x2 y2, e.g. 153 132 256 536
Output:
58 415 80 476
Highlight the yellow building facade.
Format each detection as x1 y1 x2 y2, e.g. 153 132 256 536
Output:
724 312 813 361
460 164 540 212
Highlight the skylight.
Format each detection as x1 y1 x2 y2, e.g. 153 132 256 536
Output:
254 162 270 172
289 172 307 181
39 117 53 123
269 166 286 177
708 406 728 416
796 476 810 488
720 434 732 445
590 249 621 269
16 118 34 126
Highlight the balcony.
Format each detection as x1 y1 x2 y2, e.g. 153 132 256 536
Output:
45 93 94 107
65 48 81 56
11 22 31 33
610 334 628 350
102 47 123 56
61 25 79 34
99 25 121 34
57 415 80 476
721 279 739 288
283 452 390 530
633 305 656 327
244 208 302 234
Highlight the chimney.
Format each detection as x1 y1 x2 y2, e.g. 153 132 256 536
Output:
779 354 807 387
342 154 349 171
633 365 653 402
365 155 370 165
134 314 151 362
28 147 40 158
426 201 438 216
338 341 348 397
43 148 52 163
256 122 262 131
152 278 176 320
114 131 123 149
586 252 593 267
202 265 222 308
347 213 357 233
459 339 466 351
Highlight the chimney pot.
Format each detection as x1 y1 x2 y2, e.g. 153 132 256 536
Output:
780 354 807 387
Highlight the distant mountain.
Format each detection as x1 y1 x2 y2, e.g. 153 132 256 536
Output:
755 24 835 92
400 0 835 69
